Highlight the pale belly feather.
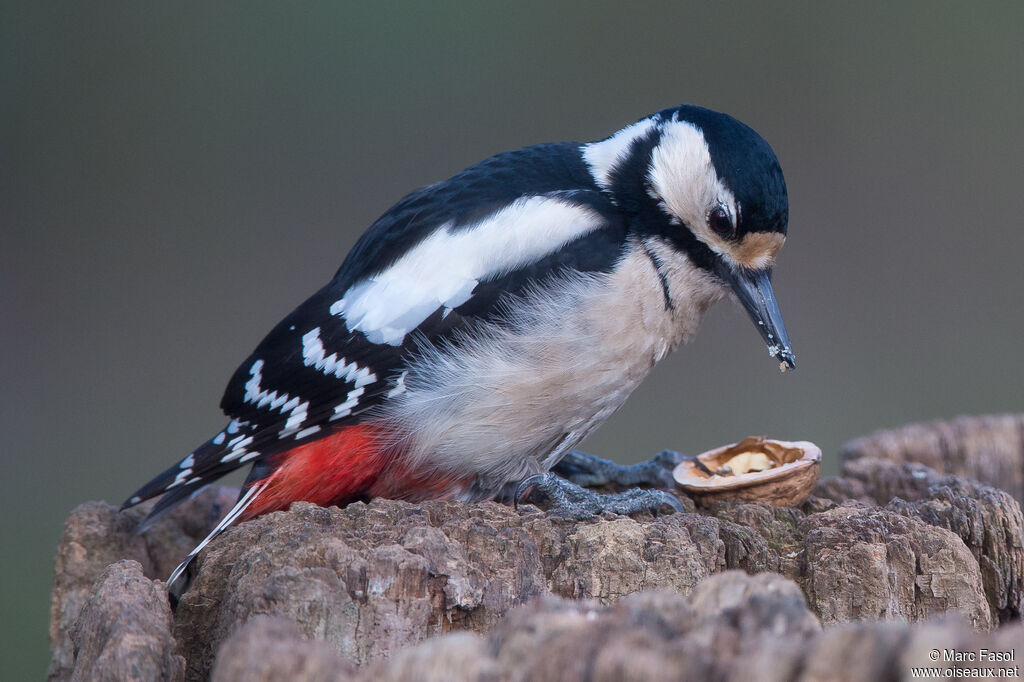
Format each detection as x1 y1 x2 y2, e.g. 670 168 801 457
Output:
375 240 724 499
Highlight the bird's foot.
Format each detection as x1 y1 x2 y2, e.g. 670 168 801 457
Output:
514 472 685 520
550 449 687 491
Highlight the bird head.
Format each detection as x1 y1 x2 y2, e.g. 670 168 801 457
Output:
587 105 795 370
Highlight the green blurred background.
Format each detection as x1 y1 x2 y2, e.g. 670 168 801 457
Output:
4 1 1022 676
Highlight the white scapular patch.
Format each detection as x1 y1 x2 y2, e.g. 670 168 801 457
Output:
242 359 310 438
329 195 604 345
582 116 659 190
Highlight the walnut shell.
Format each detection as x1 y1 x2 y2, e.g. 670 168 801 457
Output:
673 438 821 507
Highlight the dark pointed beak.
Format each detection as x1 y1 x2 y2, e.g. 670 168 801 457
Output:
715 261 796 371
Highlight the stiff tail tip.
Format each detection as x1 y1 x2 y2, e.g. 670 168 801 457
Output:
166 480 270 602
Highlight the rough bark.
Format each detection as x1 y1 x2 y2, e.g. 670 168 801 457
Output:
353 572 1023 682
48 415 1024 681
209 617 355 682
841 413 1024 507
847 458 1023 623
172 500 726 679
817 453 1024 624
66 560 185 682
48 488 237 682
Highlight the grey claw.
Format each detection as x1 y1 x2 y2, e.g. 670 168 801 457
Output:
651 450 687 468
513 474 545 510
515 472 684 519
551 450 687 490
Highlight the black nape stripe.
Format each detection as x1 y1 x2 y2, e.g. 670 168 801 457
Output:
640 240 674 311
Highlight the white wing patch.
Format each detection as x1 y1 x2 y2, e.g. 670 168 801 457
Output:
241 359 310 440
301 328 377 388
294 425 321 439
204 419 254 463
220 435 254 463
582 116 659 191
166 467 194 489
330 195 604 346
331 387 365 420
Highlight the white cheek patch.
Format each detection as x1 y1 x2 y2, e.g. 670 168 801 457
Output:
331 196 603 346
582 117 659 190
648 120 736 248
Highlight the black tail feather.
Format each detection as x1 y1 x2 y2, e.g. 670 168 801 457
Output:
121 421 263 524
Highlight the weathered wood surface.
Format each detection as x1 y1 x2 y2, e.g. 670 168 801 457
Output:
49 415 1024 681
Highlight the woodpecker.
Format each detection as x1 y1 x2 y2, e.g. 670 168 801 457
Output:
123 104 794 594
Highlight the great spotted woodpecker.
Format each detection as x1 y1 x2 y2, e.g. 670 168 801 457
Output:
123 105 794 594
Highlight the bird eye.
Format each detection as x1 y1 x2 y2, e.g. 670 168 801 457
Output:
708 206 734 238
